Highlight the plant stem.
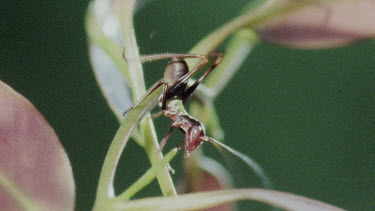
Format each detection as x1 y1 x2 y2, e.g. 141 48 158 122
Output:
85 4 130 86
94 85 161 207
205 29 259 94
120 0 176 197
117 149 178 201
189 0 326 55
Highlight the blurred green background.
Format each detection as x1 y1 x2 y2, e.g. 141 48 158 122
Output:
2 0 375 210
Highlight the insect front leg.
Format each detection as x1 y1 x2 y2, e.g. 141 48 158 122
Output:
123 81 167 116
181 51 223 102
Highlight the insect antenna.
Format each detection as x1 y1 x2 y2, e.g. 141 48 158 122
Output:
122 50 206 64
202 136 272 189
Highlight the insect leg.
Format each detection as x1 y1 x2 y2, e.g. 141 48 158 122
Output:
159 125 175 151
151 110 163 119
160 80 169 110
140 53 206 63
123 80 167 116
174 55 209 87
181 51 223 101
123 49 207 64
176 140 186 151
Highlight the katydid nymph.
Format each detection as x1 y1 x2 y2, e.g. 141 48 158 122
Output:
124 51 271 188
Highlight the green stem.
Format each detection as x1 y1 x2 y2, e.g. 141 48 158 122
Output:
85 3 144 145
85 4 131 87
187 1 331 134
94 85 161 207
189 0 330 55
188 0 279 55
189 29 259 138
92 0 177 205
117 149 178 201
188 0 334 96
206 29 259 95
120 0 176 197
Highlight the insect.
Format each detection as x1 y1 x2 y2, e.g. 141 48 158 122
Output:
124 51 271 187
123 51 271 188
124 51 222 157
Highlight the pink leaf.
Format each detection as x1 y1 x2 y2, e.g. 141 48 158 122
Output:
0 81 75 210
178 156 234 211
257 0 375 48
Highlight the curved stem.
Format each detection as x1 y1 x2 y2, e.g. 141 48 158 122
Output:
111 188 345 211
119 0 176 197
205 29 259 95
93 0 177 206
94 86 160 204
189 0 281 55
188 0 334 99
186 1 330 137
190 0 331 55
117 149 178 201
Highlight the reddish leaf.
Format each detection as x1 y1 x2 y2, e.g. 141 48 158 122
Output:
0 81 75 210
178 155 234 211
257 0 375 48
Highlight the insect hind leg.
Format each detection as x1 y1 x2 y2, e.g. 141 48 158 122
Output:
159 125 175 152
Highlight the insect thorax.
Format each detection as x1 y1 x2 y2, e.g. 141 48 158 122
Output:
164 58 189 84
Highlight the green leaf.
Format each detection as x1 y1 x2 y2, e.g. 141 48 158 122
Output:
110 188 344 211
